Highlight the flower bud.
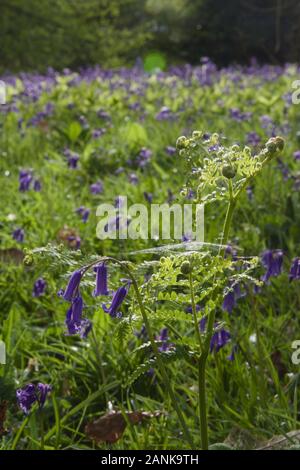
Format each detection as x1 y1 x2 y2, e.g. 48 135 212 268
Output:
274 136 284 151
180 260 192 275
222 164 236 179
192 130 202 139
176 136 188 150
265 138 277 154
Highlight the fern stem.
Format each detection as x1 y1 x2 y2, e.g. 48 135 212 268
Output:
101 258 194 449
128 272 195 449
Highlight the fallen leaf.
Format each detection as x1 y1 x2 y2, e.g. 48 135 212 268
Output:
0 248 24 265
0 401 8 437
85 410 162 444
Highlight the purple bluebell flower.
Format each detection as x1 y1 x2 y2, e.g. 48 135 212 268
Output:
289 257 300 282
210 328 231 353
165 146 176 156
156 106 173 121
185 304 202 314
76 206 90 223
137 147 152 168
261 249 283 282
222 283 242 313
92 128 105 139
63 269 82 301
93 263 109 296
78 115 89 129
90 180 103 194
79 318 93 339
227 345 238 361
68 154 79 169
16 384 37 414
293 150 300 161
36 383 52 408
67 235 81 249
277 159 289 180
33 179 42 192
65 295 83 335
156 327 172 352
19 170 32 192
16 382 51 414
32 278 47 297
12 228 24 242
199 316 208 333
247 132 261 147
143 192 153 203
135 324 147 340
128 173 139 185
102 285 129 318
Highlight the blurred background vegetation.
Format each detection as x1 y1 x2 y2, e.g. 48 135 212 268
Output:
1 0 300 73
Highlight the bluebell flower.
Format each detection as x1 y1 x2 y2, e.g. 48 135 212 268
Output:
102 285 129 318
65 295 83 335
19 170 32 192
156 327 172 352
210 329 231 353
222 283 242 313
247 132 261 147
156 106 173 121
76 206 90 223
143 192 153 203
165 146 176 156
33 179 42 192
36 383 52 408
93 263 109 296
63 269 83 301
90 180 103 194
79 319 93 339
16 382 51 414
92 128 105 139
32 278 47 297
128 173 139 185
294 150 300 161
199 316 208 332
185 304 202 314
12 228 24 242
227 345 238 361
261 249 283 282
16 384 37 414
289 257 300 282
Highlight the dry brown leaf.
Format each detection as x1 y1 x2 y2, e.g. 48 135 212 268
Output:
0 248 24 265
0 401 8 437
57 226 80 249
85 410 162 444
